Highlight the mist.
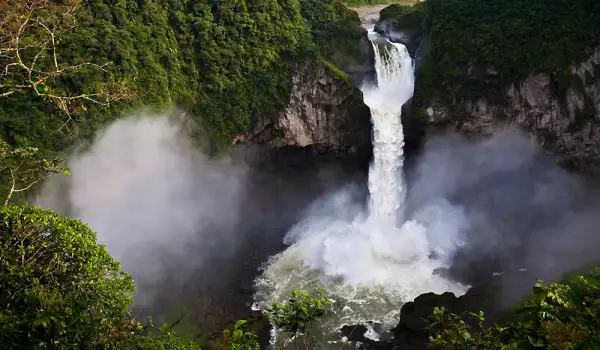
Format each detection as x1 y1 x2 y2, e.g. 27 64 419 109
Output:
404 128 600 304
31 111 600 338
34 113 368 336
36 115 249 308
258 126 600 322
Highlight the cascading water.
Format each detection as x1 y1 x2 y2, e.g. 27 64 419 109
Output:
253 31 467 347
366 30 414 220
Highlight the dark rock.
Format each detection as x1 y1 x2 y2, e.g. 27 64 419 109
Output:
340 324 393 349
374 20 421 58
345 26 377 87
246 58 373 173
351 267 540 350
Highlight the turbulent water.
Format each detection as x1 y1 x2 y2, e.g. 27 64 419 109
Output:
366 31 413 220
253 31 467 347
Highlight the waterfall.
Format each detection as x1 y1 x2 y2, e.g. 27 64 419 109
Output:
365 31 415 220
253 31 466 346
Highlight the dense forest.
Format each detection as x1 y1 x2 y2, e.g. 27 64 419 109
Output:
413 0 600 109
0 0 369 203
342 0 410 6
0 0 365 155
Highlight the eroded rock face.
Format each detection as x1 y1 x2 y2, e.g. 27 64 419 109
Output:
246 59 373 171
423 46 600 174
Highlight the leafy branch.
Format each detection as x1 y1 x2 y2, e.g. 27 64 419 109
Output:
0 139 68 207
264 289 333 349
0 0 132 135
429 272 600 350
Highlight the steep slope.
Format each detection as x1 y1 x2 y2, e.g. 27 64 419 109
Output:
0 0 373 157
407 0 600 173
301 0 375 83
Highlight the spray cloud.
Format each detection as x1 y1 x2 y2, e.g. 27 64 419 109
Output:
36 115 248 308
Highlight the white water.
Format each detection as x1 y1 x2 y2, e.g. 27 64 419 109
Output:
254 31 467 347
366 31 414 220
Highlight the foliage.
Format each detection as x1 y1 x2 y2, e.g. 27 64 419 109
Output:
414 0 600 109
300 0 368 74
131 322 202 350
0 204 134 347
428 270 600 349
265 289 333 336
0 139 68 206
0 204 199 349
0 0 318 153
429 307 506 349
0 0 129 139
0 0 368 155
217 320 260 350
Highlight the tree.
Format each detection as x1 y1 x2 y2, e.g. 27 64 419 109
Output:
264 289 333 349
0 139 68 207
216 320 260 350
0 0 129 135
428 271 600 349
0 205 200 349
0 205 134 347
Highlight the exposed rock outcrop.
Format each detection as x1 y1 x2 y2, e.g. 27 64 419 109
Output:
422 46 600 174
238 59 373 172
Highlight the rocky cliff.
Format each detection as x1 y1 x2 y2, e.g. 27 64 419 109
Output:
423 46 600 173
236 59 373 172
394 0 600 174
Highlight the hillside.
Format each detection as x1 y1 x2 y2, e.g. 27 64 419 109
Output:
409 0 600 173
0 0 369 155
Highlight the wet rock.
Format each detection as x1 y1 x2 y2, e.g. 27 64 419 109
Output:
340 324 393 349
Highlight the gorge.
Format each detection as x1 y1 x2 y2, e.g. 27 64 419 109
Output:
2 0 600 349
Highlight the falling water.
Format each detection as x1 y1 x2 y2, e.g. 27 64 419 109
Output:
253 31 466 347
366 30 415 220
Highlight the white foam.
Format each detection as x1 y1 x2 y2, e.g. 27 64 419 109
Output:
253 32 468 343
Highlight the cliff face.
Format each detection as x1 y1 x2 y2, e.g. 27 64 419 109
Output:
252 61 370 149
398 0 600 174
235 59 372 172
423 46 600 173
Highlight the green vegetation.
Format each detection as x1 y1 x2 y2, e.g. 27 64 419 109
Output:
429 270 600 349
0 204 200 349
0 207 328 350
0 140 69 206
301 0 370 75
414 0 600 109
1 0 313 152
217 320 260 350
0 0 370 203
1 0 369 159
265 289 333 349
379 2 425 32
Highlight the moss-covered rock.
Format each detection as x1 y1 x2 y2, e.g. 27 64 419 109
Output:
301 0 375 84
